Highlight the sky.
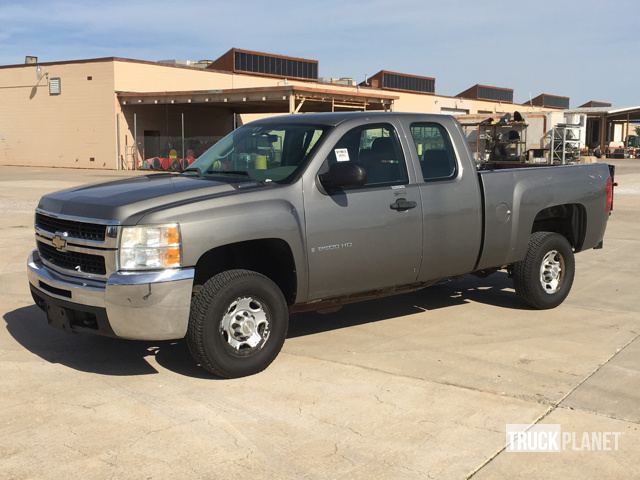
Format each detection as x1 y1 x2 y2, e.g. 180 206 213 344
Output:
0 0 637 106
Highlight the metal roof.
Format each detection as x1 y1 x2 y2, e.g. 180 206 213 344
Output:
565 105 640 115
117 85 397 114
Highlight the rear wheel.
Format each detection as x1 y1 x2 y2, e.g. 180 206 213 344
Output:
513 232 575 309
187 269 288 378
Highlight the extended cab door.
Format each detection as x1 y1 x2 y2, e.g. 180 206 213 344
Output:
303 121 422 300
404 119 483 281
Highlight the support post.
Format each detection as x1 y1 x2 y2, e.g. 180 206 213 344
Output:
550 127 554 164
626 113 630 149
181 112 185 161
294 97 306 113
599 114 606 157
115 113 121 170
133 112 138 170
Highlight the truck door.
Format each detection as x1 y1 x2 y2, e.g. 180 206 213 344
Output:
304 122 422 300
407 121 483 281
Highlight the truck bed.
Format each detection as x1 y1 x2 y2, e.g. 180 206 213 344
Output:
475 162 611 270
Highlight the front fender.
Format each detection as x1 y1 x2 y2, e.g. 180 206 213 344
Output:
137 185 309 301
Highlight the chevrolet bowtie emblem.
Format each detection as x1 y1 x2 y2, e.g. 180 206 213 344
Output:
52 234 68 251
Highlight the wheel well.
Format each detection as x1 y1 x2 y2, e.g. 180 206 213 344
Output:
194 239 297 304
531 204 587 251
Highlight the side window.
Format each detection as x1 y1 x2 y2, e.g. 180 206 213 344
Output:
326 123 408 187
410 123 457 181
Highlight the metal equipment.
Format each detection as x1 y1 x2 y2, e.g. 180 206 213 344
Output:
548 123 581 164
462 112 528 165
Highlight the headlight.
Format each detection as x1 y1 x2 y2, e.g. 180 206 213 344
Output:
119 224 181 271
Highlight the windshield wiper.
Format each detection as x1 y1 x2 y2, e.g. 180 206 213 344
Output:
207 170 250 176
207 170 274 186
182 167 203 177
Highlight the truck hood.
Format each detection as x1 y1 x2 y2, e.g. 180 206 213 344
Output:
37 173 239 223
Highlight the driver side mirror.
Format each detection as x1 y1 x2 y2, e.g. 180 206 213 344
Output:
319 162 367 190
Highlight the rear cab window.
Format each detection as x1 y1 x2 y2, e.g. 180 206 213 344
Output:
325 123 408 188
410 123 458 181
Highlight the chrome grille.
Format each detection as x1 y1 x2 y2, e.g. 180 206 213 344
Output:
37 241 107 275
35 213 106 241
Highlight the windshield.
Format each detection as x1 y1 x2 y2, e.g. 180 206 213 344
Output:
184 123 328 183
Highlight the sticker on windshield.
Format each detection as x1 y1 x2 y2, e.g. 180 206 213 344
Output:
334 148 350 162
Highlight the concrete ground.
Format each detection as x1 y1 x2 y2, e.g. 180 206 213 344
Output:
0 162 638 479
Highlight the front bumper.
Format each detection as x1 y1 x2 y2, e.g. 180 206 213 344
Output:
27 250 195 340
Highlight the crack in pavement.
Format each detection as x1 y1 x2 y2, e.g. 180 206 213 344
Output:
465 331 640 479
557 404 640 426
283 350 575 406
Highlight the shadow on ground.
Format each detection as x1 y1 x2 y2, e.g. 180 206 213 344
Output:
2 304 213 378
289 272 527 337
3 273 526 377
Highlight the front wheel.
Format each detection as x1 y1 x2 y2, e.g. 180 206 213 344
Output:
187 269 289 378
512 232 575 309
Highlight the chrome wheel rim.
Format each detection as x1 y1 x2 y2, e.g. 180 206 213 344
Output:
539 250 564 294
220 297 270 353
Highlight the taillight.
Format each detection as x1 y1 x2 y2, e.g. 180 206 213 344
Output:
605 176 613 213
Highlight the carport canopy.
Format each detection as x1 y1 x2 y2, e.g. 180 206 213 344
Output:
118 85 397 113
566 105 640 151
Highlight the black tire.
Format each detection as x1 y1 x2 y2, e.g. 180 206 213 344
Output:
512 232 575 310
187 269 288 378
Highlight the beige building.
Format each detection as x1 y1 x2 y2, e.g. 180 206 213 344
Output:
0 49 563 170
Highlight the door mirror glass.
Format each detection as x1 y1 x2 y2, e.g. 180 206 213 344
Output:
320 162 367 190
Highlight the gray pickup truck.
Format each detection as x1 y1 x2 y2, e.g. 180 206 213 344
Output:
28 112 614 378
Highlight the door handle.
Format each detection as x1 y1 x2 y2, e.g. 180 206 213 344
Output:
390 198 417 211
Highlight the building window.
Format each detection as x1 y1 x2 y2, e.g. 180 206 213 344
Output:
542 95 569 109
382 72 434 93
477 86 513 102
233 51 318 80
440 107 469 116
49 77 61 95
